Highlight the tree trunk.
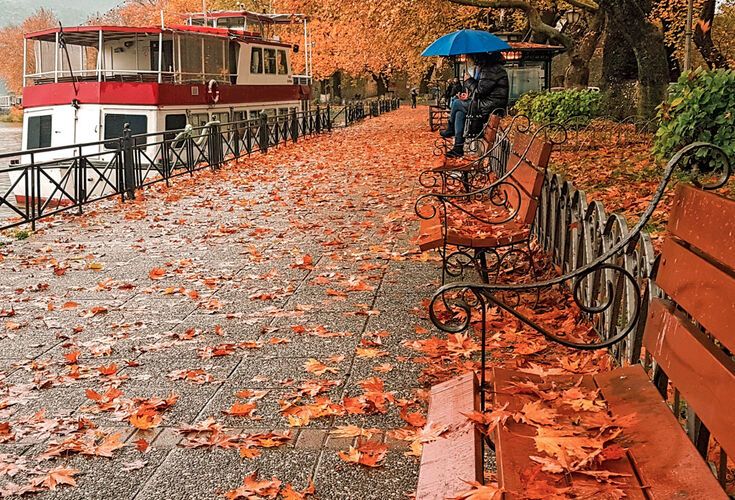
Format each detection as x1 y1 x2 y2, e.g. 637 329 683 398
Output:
372 74 389 96
332 71 343 99
419 65 435 94
602 21 637 84
600 0 669 120
564 10 605 88
694 0 730 69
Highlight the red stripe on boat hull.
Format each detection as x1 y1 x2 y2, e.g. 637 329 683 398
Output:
22 82 310 108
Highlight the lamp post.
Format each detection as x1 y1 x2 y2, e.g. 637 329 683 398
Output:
684 0 694 71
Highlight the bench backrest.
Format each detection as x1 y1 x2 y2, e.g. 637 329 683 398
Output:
643 185 735 460
501 133 552 225
483 114 502 145
510 132 553 171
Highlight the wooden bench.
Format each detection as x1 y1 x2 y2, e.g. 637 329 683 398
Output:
415 132 553 283
416 372 482 499
429 105 450 132
428 113 503 175
419 184 735 498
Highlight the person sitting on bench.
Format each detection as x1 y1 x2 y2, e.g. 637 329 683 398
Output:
440 52 509 158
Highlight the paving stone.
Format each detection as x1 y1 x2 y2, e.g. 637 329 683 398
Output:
315 449 419 500
33 448 169 500
295 429 327 450
135 447 319 500
223 356 350 389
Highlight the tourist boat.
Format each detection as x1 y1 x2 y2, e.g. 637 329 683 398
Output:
8 9 313 206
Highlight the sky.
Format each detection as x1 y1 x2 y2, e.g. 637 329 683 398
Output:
0 0 123 27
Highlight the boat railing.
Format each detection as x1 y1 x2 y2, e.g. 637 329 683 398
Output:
26 70 240 86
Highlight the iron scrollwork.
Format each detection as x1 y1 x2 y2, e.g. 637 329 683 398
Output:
429 142 732 364
415 121 568 285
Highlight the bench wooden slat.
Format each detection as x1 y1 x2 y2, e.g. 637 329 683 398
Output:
656 237 735 353
594 365 728 499
642 298 735 458
504 160 544 226
483 114 501 144
417 372 482 500
493 368 646 499
667 184 735 271
510 134 552 169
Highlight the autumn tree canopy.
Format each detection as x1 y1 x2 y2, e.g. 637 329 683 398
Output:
0 8 58 94
0 0 732 107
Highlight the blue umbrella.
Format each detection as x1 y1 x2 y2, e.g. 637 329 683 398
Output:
421 29 511 57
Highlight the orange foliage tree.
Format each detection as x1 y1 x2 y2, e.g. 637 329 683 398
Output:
102 0 480 84
0 8 58 94
273 0 482 83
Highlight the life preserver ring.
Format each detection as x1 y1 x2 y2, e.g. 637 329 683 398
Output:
207 80 220 104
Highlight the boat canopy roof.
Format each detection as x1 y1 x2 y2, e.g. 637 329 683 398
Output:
185 10 308 25
23 24 287 45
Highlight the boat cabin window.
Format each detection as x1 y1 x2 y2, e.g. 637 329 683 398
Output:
211 112 230 124
203 38 226 80
103 114 148 149
27 115 52 150
229 42 240 84
164 114 187 140
179 36 202 82
250 48 263 74
151 40 174 73
277 50 288 75
264 49 277 74
216 17 246 30
190 113 210 128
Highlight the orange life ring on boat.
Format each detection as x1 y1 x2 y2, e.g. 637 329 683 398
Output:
207 79 220 104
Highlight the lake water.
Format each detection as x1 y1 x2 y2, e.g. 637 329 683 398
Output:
0 122 22 154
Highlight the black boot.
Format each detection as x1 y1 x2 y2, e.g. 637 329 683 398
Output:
446 145 464 158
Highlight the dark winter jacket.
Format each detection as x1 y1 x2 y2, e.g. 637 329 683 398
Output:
465 63 509 116
444 82 463 102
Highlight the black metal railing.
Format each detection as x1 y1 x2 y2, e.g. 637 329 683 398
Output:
0 98 401 231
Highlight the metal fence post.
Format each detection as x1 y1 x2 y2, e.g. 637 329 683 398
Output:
233 124 241 158
76 146 85 214
246 123 253 154
259 112 269 153
215 122 224 168
29 154 36 231
291 109 298 142
316 104 322 133
326 104 332 131
122 124 135 200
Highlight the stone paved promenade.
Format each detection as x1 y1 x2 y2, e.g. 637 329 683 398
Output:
0 108 445 499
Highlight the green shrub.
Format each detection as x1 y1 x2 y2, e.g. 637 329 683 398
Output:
653 69 735 165
13 229 29 240
512 89 603 124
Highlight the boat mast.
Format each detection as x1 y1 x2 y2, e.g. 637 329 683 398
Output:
22 37 27 88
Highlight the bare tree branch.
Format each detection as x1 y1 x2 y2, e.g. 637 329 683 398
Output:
694 0 730 69
446 0 574 50
564 0 600 13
